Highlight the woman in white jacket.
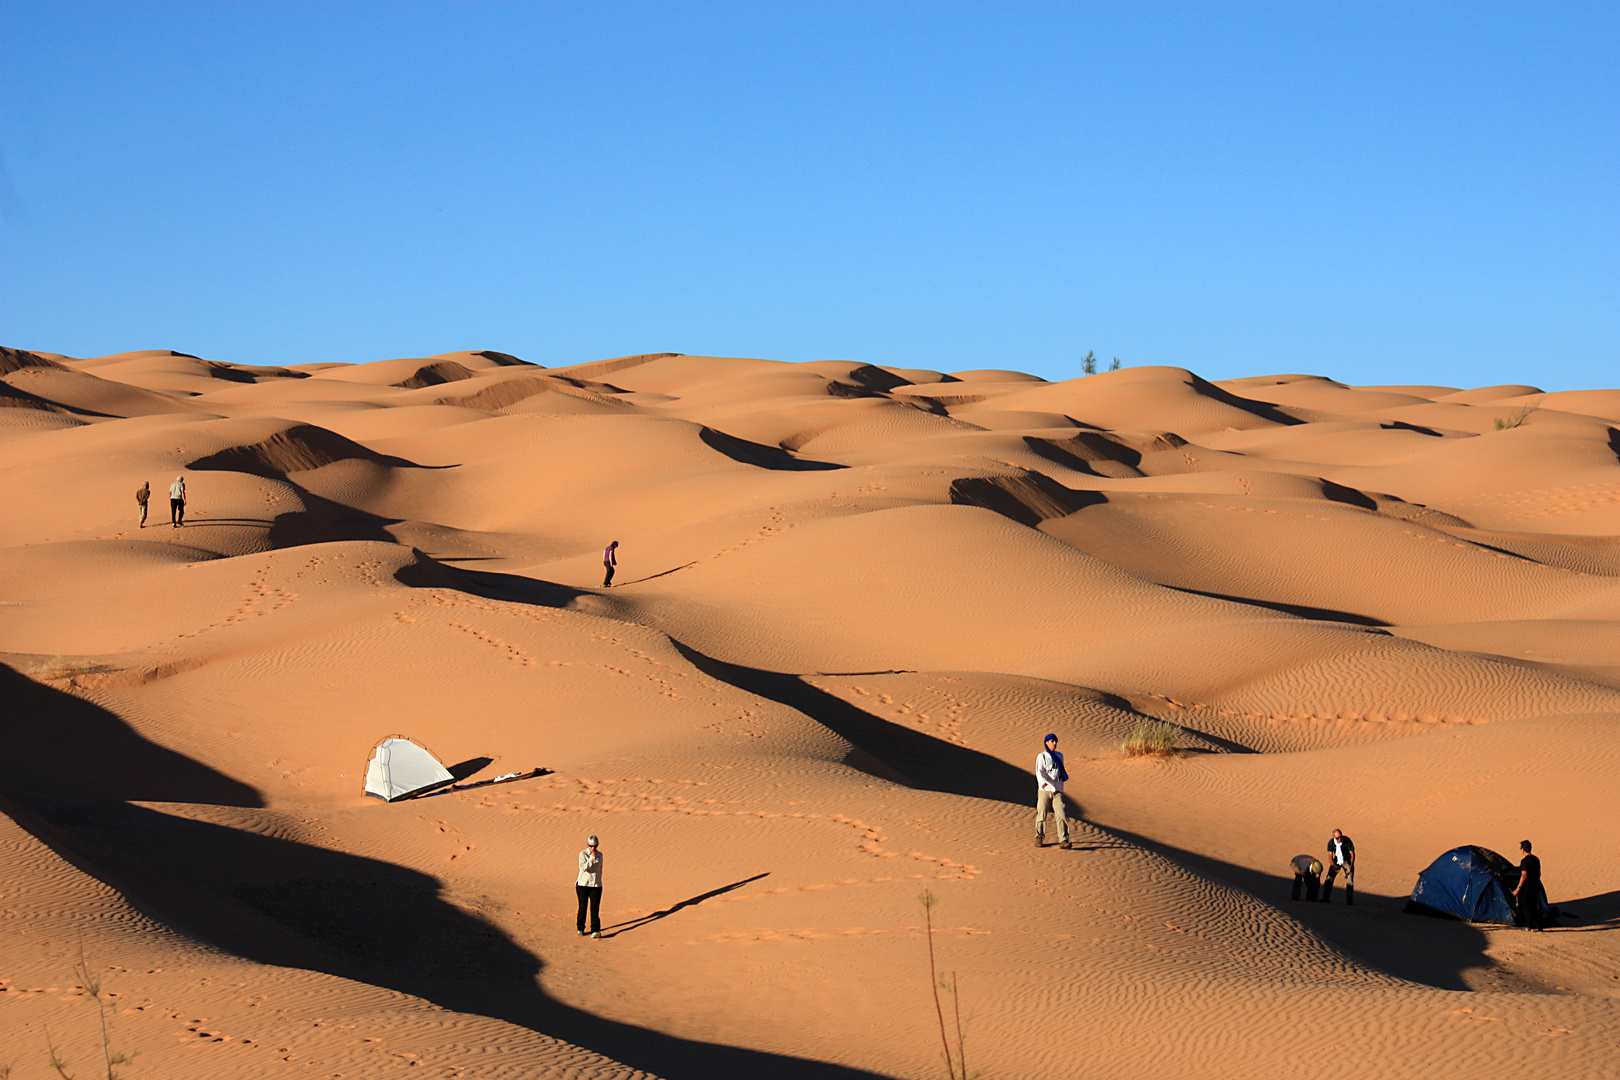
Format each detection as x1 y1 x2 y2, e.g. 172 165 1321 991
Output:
576 835 604 938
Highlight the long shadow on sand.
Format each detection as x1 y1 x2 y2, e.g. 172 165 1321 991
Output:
0 664 261 807
670 641 1033 804
601 873 772 938
1535 887 1620 933
647 651 1566 996
1090 822 1563 993
699 427 845 471
2 789 886 1079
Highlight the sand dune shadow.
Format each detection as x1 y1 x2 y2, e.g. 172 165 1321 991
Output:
670 641 1039 807
1 796 888 1080
0 664 261 807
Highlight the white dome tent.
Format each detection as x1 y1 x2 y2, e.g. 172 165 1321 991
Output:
363 735 455 802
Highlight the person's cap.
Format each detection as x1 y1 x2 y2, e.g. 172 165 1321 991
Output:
1044 733 1058 743
587 834 599 845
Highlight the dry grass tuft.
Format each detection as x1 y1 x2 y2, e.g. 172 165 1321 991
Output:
1494 401 1540 430
26 656 116 682
1120 719 1180 758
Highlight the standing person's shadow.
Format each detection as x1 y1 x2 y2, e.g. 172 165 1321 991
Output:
599 874 770 938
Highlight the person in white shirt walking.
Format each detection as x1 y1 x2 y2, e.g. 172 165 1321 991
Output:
169 475 187 528
1035 733 1071 849
576 834 604 937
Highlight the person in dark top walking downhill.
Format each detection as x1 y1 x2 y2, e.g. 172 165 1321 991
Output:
136 481 150 528
1290 853 1324 902
576 834 604 938
602 541 618 588
169 475 187 528
1514 839 1545 931
1320 829 1355 904
1034 733 1071 849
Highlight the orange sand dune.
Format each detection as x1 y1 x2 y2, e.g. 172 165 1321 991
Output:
3 346 1618 1080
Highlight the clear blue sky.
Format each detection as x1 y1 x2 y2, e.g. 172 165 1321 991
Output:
3 2 1615 389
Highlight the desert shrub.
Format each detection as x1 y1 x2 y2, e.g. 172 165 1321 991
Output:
25 656 117 682
1120 719 1179 758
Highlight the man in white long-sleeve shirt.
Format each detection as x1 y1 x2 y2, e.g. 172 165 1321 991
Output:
1035 733 1071 849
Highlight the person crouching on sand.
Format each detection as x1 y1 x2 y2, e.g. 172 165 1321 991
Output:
169 475 187 528
136 481 150 528
602 540 618 588
1290 853 1323 901
1035 733 1071 849
577 834 603 938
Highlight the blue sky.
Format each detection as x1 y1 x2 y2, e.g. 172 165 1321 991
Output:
3 2 1615 389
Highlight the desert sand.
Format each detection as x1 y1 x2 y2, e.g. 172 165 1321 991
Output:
2 345 1617 1079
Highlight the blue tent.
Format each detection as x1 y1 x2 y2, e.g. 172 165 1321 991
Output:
1404 845 1545 925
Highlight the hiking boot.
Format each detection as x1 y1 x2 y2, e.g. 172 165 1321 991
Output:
1059 841 1072 850
577 930 587 936
591 931 601 939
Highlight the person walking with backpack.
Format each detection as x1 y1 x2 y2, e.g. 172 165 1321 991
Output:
1034 733 1071 849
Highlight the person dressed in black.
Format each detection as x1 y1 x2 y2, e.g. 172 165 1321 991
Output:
1290 854 1323 901
1514 839 1545 931
1320 829 1355 905
602 541 618 588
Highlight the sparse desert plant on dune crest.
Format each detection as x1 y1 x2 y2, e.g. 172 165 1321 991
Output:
1494 400 1540 430
919 889 980 1080
1120 719 1180 758
1079 352 1124 376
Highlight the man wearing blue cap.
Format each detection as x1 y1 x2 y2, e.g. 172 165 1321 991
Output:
1035 733 1071 849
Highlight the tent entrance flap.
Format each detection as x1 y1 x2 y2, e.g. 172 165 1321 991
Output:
364 736 455 802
